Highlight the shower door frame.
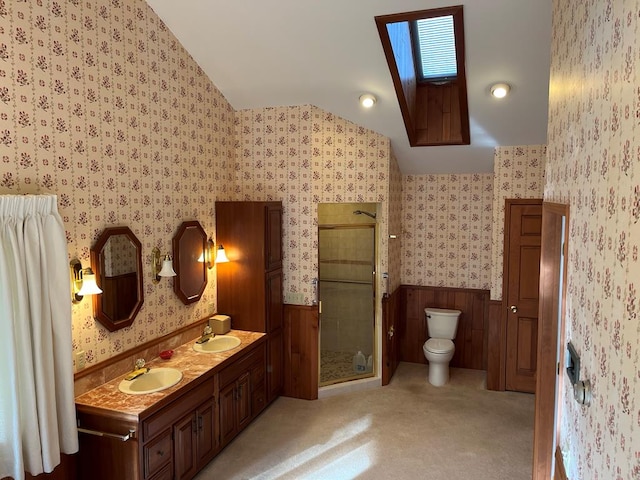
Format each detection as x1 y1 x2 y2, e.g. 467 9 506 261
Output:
318 223 377 386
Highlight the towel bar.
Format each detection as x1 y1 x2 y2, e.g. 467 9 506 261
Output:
77 426 136 442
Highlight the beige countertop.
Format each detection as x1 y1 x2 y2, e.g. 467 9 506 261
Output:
75 330 265 418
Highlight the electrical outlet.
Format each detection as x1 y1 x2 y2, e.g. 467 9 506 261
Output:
75 350 86 370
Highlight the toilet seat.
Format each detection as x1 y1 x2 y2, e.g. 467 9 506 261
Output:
424 338 454 354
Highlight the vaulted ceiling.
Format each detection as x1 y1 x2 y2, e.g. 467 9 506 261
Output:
144 0 552 174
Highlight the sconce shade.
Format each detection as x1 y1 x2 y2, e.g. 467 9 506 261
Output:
158 255 177 277
70 259 102 303
215 245 230 263
77 268 103 296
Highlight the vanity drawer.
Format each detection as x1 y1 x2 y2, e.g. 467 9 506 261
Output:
143 379 214 441
143 429 172 478
148 462 172 480
219 343 266 387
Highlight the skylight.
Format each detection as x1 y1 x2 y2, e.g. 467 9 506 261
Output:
375 6 469 147
414 15 457 82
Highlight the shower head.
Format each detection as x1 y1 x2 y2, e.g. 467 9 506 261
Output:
353 210 376 219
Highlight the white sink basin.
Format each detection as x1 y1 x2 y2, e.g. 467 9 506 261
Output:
118 367 183 395
193 335 241 354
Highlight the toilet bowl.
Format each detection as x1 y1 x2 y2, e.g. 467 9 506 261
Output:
423 307 461 386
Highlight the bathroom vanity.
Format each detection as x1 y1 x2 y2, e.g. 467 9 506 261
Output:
75 330 267 480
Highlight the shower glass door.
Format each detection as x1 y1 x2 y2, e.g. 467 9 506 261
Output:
319 224 375 386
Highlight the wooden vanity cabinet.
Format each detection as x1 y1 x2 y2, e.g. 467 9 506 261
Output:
218 342 267 448
216 201 284 404
77 377 216 480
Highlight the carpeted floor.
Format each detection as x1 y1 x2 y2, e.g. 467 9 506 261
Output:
195 362 535 480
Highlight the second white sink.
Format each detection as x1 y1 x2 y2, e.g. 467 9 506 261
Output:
193 335 241 354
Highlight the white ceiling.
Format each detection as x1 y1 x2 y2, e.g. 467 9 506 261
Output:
144 0 552 174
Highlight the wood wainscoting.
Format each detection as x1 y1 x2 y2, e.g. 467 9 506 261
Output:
283 304 319 400
486 299 504 390
399 285 489 370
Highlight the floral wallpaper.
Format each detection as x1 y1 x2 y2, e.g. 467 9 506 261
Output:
0 0 235 367
546 0 640 478
401 173 493 289
234 106 395 305
102 233 136 276
491 145 546 299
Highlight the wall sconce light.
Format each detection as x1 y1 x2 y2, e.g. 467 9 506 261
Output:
70 259 103 304
198 238 226 268
359 93 377 108
152 247 177 284
215 244 230 264
490 83 511 99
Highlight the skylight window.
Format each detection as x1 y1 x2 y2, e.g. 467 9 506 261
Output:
414 15 457 82
375 6 469 147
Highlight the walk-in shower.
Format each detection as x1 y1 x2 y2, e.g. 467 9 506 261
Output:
318 203 377 386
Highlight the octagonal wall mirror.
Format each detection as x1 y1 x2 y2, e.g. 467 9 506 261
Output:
90 226 144 331
173 220 208 305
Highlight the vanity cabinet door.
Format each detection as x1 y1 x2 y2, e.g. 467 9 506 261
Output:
173 397 217 480
219 381 238 446
195 398 216 469
236 372 251 431
173 414 197 480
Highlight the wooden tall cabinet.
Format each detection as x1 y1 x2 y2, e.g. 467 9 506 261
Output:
216 201 283 404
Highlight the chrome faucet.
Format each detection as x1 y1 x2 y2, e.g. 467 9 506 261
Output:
196 324 215 344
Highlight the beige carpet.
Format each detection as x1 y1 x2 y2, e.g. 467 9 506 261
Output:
195 362 535 480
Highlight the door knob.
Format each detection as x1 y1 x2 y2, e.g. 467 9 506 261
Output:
510 305 518 313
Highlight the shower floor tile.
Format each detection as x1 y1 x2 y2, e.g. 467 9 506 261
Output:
320 350 373 386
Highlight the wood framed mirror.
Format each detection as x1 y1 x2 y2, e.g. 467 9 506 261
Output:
90 227 144 331
172 220 208 304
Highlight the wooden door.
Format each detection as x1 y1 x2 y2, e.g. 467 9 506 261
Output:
504 200 542 393
533 202 569 480
236 372 252 430
173 414 197 480
196 398 216 470
219 383 237 446
267 328 284 402
266 203 283 270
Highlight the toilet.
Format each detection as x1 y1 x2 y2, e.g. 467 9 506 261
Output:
422 307 461 386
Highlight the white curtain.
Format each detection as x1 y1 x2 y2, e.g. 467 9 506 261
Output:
0 195 78 479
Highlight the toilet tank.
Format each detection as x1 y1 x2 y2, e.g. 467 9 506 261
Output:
424 307 461 339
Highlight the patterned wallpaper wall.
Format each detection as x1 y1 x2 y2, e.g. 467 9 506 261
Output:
547 0 639 478
103 234 136 276
0 0 235 366
401 173 493 289
491 145 546 299
234 106 394 305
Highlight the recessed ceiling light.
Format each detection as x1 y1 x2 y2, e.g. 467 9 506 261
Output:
359 93 377 108
490 83 511 99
